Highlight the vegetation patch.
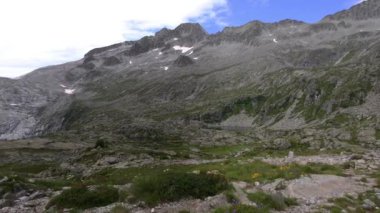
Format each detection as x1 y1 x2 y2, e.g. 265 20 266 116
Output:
213 204 261 213
0 163 52 176
324 190 380 213
372 171 380 187
111 205 130 213
47 184 119 209
325 113 353 127
87 160 344 187
376 129 380 140
248 191 297 211
131 171 229 206
201 96 266 123
33 179 76 191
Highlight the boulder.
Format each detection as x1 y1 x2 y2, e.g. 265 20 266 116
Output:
358 128 376 142
173 55 194 67
288 151 295 159
266 138 291 150
338 131 352 141
103 56 121 66
362 199 376 210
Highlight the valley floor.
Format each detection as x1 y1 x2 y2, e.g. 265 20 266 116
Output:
0 138 379 213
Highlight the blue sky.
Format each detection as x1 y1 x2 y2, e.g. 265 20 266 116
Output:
203 0 360 33
0 0 362 78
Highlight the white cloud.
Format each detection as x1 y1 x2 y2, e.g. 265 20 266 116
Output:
0 0 227 78
356 0 366 4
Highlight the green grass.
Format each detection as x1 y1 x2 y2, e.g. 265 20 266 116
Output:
376 129 380 140
325 114 352 127
199 142 345 159
247 191 297 211
214 204 263 213
111 205 130 213
131 171 229 206
33 179 77 191
86 160 344 186
0 175 29 195
324 190 380 213
47 184 119 209
0 162 80 193
0 163 53 176
372 171 380 187
199 144 252 157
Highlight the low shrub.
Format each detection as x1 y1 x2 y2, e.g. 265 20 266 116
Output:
47 184 119 209
95 139 108 149
214 204 261 213
248 191 297 211
131 172 229 206
111 205 130 213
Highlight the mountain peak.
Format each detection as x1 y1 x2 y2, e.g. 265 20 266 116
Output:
154 23 207 45
174 23 207 35
173 23 208 43
324 0 380 21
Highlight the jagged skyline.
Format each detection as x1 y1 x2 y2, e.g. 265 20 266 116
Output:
0 0 361 78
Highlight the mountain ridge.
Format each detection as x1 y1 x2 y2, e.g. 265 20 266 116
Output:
0 0 379 146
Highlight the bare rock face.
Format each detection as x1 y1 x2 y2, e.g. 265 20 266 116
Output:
173 55 194 67
266 139 291 150
324 0 380 20
103 56 121 66
1 0 380 141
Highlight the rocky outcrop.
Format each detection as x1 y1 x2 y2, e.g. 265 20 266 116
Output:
324 0 380 20
173 55 194 67
103 56 121 66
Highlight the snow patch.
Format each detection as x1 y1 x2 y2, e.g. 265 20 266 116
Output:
129 60 133 65
173 46 193 54
187 51 194 56
64 89 76 95
164 66 169 71
173 37 179 41
273 38 278 43
159 52 163 55
60 84 67 88
9 103 20 106
193 57 199 60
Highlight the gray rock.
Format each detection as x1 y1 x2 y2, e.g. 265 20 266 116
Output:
301 137 314 144
18 196 29 202
362 199 376 210
173 55 194 67
267 138 291 150
0 177 8 184
29 191 46 200
309 140 322 150
358 128 376 142
288 151 295 159
275 180 287 190
2 192 13 200
0 199 6 208
338 132 352 141
104 157 119 165
0 199 11 208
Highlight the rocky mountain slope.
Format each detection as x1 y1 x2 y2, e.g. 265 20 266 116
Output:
2 1 380 147
1 1 380 212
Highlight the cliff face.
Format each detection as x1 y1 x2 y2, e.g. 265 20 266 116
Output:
0 1 380 144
